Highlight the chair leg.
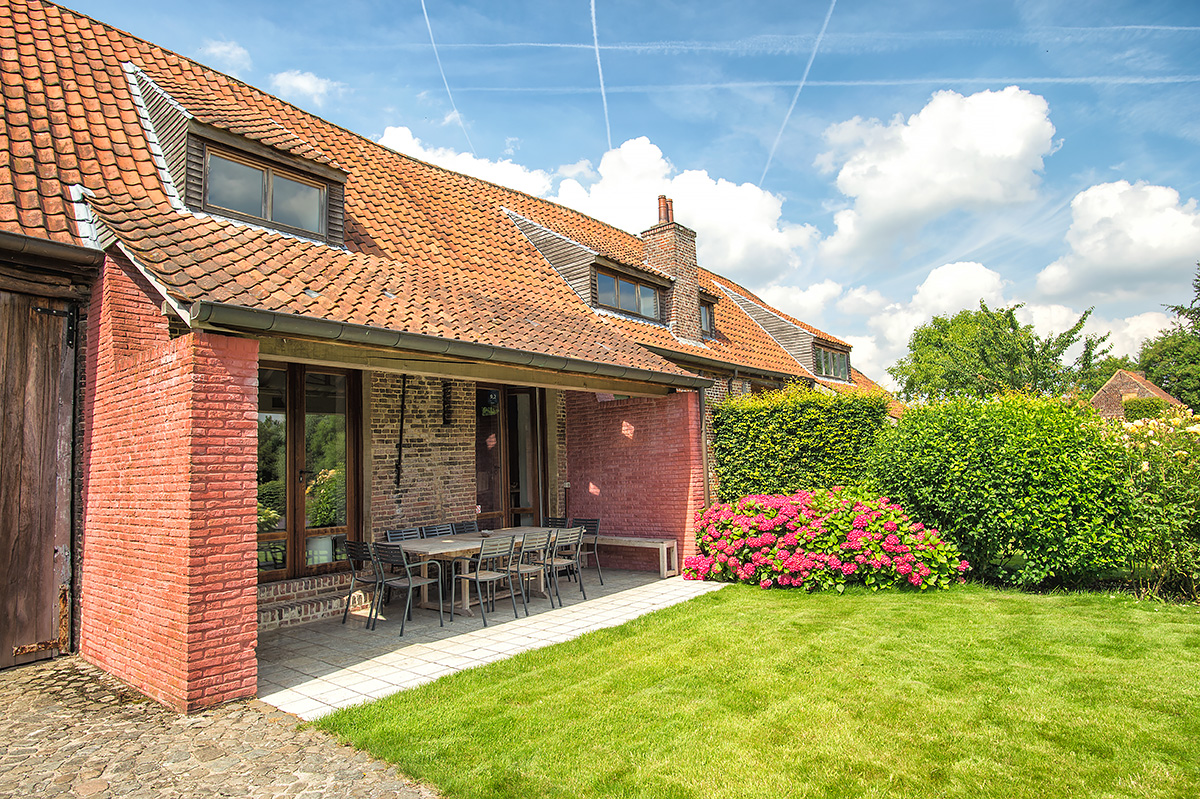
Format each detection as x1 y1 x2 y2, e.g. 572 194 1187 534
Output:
577 561 587 600
399 589 412 637
592 549 604 585
506 575 520 619
476 579 488 627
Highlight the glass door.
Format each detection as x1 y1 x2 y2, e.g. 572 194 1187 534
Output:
475 386 544 531
257 363 359 581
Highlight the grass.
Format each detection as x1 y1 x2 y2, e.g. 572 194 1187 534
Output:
316 584 1200 799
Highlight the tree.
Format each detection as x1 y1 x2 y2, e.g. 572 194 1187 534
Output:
888 301 1109 402
1076 354 1139 395
1140 263 1200 410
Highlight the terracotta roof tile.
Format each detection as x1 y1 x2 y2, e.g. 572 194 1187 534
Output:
1 0 883 388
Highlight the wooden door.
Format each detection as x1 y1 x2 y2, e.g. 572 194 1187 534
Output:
475 386 544 530
256 363 361 582
1 290 75 669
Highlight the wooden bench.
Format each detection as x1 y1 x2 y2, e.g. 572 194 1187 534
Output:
594 536 679 578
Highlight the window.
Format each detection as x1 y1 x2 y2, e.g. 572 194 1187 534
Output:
814 346 850 381
700 301 715 335
205 150 326 237
596 270 660 321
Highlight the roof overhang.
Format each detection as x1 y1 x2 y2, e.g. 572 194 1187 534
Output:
187 300 713 393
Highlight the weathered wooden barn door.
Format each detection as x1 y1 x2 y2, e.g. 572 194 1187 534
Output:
1 289 75 669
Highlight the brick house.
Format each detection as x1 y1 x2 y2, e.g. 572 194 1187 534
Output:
0 0 892 711
1090 369 1184 419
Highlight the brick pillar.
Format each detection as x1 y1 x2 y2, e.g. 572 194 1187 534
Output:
80 254 259 712
642 196 701 342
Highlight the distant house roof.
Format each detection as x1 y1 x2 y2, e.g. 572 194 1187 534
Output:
1 0 894 397
1090 369 1184 418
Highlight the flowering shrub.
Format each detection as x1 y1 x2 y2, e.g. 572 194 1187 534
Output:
683 489 969 592
1108 408 1200 599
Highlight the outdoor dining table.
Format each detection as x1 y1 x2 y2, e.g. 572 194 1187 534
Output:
400 526 553 616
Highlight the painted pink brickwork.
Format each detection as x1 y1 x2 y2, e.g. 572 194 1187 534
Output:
80 253 259 712
565 390 707 571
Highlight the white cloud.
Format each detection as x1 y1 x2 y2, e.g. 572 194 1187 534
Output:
836 286 888 315
1036 180 1200 301
269 70 343 108
198 40 252 77
909 261 1006 316
377 126 555 196
818 86 1056 262
551 137 819 284
759 279 843 323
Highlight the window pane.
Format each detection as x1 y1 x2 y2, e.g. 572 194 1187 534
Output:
272 173 324 233
700 303 713 332
303 372 347 566
208 154 264 218
618 278 639 312
639 285 658 318
257 368 288 573
597 273 616 307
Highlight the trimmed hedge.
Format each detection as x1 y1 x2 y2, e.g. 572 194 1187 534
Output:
868 393 1134 588
712 385 889 502
1124 396 1168 421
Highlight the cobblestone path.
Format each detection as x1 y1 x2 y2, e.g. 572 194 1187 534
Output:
0 656 441 799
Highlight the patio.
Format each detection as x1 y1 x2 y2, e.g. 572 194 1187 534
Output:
257 570 727 720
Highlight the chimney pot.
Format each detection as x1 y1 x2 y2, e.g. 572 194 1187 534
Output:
658 195 669 223
666 198 674 223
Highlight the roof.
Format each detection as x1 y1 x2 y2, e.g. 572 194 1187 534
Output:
0 0 888 394
1090 369 1183 419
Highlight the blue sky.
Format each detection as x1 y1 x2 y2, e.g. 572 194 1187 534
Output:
68 0 1200 385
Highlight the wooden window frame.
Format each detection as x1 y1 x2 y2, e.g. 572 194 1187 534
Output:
595 268 662 322
814 346 850 381
700 300 715 336
204 147 328 239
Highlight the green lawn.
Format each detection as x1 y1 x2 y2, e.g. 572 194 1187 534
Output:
316 585 1200 799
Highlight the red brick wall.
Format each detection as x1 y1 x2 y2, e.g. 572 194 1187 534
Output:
80 253 258 712
565 390 707 570
369 374 476 534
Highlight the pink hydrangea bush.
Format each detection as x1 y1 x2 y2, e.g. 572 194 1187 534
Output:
683 488 969 592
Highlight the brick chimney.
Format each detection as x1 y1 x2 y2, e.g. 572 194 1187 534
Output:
642 195 701 341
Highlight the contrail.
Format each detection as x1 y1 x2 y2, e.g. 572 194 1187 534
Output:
759 0 838 187
452 74 1200 93
421 0 475 155
591 0 612 151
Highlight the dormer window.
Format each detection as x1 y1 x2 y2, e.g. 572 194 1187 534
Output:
814 346 850 381
700 301 715 336
185 133 346 246
596 269 660 321
205 149 326 237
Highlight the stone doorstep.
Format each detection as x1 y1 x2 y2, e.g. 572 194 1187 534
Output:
257 588 372 632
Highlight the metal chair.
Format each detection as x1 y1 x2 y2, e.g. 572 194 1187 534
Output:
371 542 443 634
507 529 553 614
543 527 586 605
543 515 568 528
421 523 453 538
341 540 381 628
384 527 422 542
571 517 604 585
451 536 520 627
452 519 480 536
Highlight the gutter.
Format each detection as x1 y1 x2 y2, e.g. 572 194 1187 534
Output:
187 300 713 391
642 344 806 385
0 230 105 267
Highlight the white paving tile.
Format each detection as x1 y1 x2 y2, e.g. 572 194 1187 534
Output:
259 572 728 717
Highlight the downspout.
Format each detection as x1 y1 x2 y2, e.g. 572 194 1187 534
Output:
698 388 711 509
400 375 408 472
